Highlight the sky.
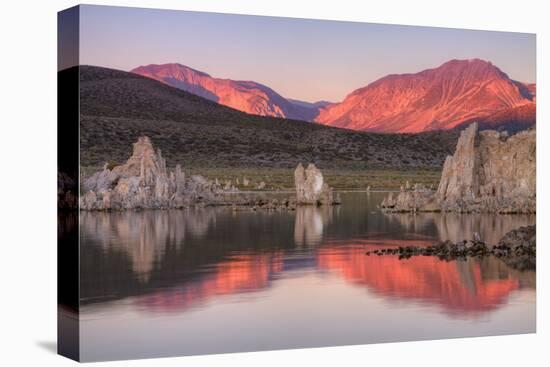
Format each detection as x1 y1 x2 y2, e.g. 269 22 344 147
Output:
78 4 536 103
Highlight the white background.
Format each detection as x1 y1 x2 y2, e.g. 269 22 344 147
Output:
0 0 548 365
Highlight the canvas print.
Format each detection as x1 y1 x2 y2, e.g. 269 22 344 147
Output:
57 5 536 362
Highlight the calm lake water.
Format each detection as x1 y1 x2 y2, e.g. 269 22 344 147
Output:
78 192 536 361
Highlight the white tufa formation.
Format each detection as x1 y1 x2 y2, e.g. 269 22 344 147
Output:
81 136 237 210
294 163 336 205
382 123 535 213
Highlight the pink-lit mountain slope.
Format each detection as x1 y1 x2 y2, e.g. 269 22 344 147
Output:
315 59 535 133
131 63 320 121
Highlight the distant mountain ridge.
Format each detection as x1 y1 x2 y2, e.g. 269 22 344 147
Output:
287 99 333 109
131 63 320 121
316 59 535 132
76 65 459 171
131 59 535 133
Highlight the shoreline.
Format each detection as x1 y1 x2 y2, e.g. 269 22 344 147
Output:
80 166 443 192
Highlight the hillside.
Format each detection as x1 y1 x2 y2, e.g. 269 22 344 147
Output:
316 59 535 133
75 65 459 172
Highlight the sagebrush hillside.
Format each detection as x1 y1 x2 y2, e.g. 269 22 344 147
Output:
73 65 459 171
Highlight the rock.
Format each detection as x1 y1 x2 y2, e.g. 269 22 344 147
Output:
191 175 208 185
380 184 438 212
499 225 536 248
231 196 297 212
382 123 535 213
436 123 478 204
83 164 119 192
294 163 337 205
80 136 236 210
497 225 536 270
365 225 535 270
439 123 535 213
174 165 185 195
81 190 98 210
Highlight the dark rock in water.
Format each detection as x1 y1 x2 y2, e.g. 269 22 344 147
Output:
365 225 535 271
498 225 536 271
232 197 298 212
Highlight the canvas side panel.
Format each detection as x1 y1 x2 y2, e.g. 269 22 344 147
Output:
57 5 80 362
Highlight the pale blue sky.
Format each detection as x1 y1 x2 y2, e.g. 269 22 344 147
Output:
79 4 536 102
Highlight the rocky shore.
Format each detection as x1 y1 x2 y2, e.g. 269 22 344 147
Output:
80 136 339 210
366 225 535 270
381 123 535 214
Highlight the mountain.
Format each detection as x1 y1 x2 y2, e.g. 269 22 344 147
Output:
522 83 536 101
287 99 333 109
130 60 535 133
75 65 458 170
458 103 536 133
316 59 536 133
131 63 319 121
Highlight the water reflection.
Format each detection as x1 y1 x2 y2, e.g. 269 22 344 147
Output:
135 253 284 313
79 192 534 318
294 206 332 246
384 212 535 245
80 209 217 280
317 243 534 317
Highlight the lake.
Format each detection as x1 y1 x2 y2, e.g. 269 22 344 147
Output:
77 192 536 361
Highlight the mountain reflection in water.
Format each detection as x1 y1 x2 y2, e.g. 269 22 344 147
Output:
79 192 535 318
317 243 534 316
